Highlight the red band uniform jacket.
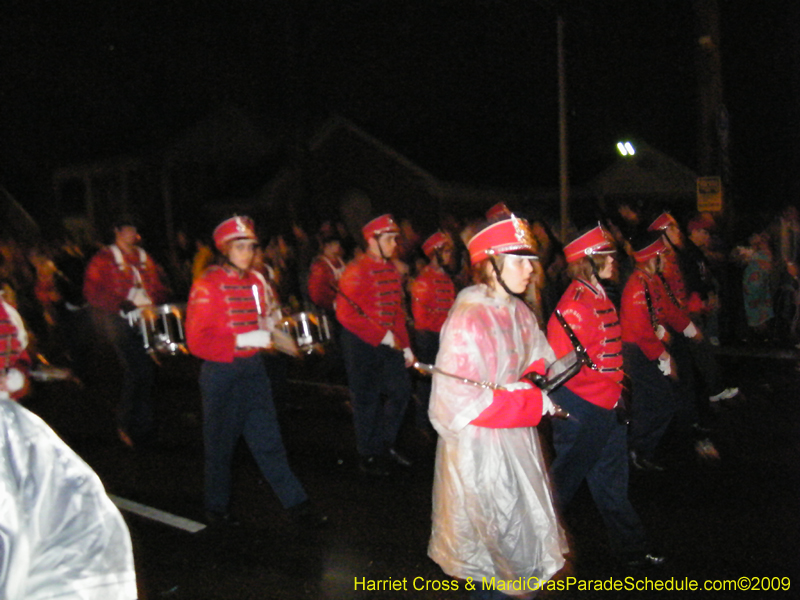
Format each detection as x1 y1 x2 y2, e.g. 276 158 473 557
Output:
186 265 278 363
547 279 624 409
620 268 692 360
410 264 455 333
335 253 410 348
83 245 168 313
307 255 345 312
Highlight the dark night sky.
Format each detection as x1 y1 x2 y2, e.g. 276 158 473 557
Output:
1 1 797 218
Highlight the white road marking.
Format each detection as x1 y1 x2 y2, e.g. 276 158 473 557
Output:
109 495 207 533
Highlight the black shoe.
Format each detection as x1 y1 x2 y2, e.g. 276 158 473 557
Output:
388 447 413 467
288 500 329 529
358 455 390 477
625 552 667 569
629 450 665 472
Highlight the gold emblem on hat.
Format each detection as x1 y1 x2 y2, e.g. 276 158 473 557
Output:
511 214 535 249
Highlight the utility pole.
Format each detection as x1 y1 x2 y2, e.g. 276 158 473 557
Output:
557 12 569 241
693 0 725 180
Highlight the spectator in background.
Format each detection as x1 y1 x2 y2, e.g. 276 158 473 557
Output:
686 213 722 344
775 205 800 343
732 231 775 341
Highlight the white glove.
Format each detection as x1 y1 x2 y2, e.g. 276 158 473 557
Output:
657 352 672 377
503 381 533 392
655 324 667 340
4 368 25 393
403 347 414 364
236 330 272 349
683 322 699 338
380 330 396 347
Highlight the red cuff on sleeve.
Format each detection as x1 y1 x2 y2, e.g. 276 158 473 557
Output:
471 384 543 428
523 358 547 378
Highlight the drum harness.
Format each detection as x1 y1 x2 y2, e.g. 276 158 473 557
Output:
109 244 152 324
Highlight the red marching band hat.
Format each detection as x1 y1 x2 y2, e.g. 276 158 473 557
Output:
362 214 400 240
213 215 258 252
647 211 678 232
422 231 450 258
632 235 667 262
485 202 512 221
563 224 616 263
467 215 538 265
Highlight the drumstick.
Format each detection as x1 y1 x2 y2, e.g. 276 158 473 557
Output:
252 284 262 317
251 282 300 357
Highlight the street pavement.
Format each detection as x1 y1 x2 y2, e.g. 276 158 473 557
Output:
23 342 800 599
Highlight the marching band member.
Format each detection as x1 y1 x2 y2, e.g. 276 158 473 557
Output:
648 212 738 403
547 225 664 568
429 215 566 599
410 231 455 434
0 291 31 401
623 231 718 465
648 213 735 458
335 214 415 477
83 216 168 447
185 215 325 527
308 233 345 314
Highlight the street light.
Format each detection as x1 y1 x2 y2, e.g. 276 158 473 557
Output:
617 141 636 156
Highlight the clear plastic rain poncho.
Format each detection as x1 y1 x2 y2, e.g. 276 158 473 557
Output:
428 285 567 588
0 399 137 600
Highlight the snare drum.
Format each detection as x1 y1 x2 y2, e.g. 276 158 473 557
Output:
138 303 188 355
279 311 328 355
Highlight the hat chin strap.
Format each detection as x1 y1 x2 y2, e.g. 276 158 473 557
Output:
375 235 391 261
589 255 601 284
490 256 517 297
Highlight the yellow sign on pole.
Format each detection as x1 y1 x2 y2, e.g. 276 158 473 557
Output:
697 176 723 212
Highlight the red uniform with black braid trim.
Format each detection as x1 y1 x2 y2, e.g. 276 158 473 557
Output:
547 279 624 410
186 265 276 363
335 252 410 348
410 264 455 333
308 255 345 312
659 246 692 309
621 268 692 361
0 298 31 398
